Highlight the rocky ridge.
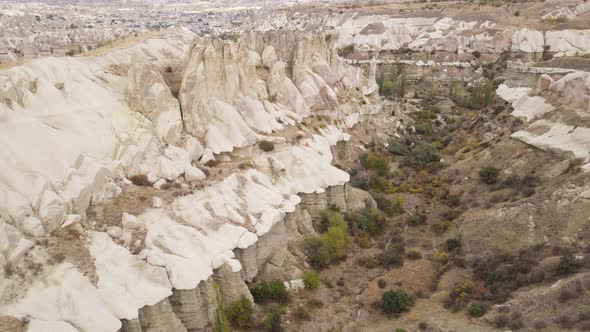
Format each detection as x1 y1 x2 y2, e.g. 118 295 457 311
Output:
259 12 590 57
0 27 381 331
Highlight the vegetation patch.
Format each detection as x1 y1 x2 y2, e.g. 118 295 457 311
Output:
252 280 289 304
302 271 320 290
304 209 349 268
381 290 414 314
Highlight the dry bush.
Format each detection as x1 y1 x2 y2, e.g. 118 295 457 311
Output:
129 174 150 186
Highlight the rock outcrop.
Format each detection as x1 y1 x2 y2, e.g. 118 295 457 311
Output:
260 13 590 57
0 27 381 332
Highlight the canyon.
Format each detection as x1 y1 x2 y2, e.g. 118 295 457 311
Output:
1 1 590 332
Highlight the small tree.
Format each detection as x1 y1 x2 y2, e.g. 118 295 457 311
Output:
381 290 414 314
382 80 395 97
483 79 494 106
302 271 320 289
479 166 500 184
398 68 407 97
225 296 253 328
377 70 385 93
467 302 486 318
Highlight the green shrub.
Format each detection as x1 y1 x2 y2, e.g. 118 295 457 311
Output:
468 302 486 318
403 142 441 168
479 166 499 184
347 207 387 236
350 171 371 190
445 238 462 252
381 290 414 314
225 296 253 328
382 80 395 97
264 305 284 332
373 193 404 216
366 152 390 176
446 192 462 208
513 10 520 16
259 140 275 152
388 140 410 156
414 122 433 136
557 253 577 276
252 280 288 304
302 271 320 290
304 209 349 268
213 296 231 332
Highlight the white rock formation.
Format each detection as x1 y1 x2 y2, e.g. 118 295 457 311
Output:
260 13 590 56
0 27 377 332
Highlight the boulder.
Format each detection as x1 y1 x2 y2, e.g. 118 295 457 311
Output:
344 185 376 211
537 74 554 91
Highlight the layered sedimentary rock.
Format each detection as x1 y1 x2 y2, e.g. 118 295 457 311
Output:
0 27 378 332
260 12 590 57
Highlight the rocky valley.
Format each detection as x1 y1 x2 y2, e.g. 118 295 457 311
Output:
0 1 590 332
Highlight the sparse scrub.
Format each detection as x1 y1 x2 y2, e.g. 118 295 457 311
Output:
377 236 405 269
292 306 311 321
407 211 428 226
306 298 324 308
446 280 475 311
264 305 284 332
